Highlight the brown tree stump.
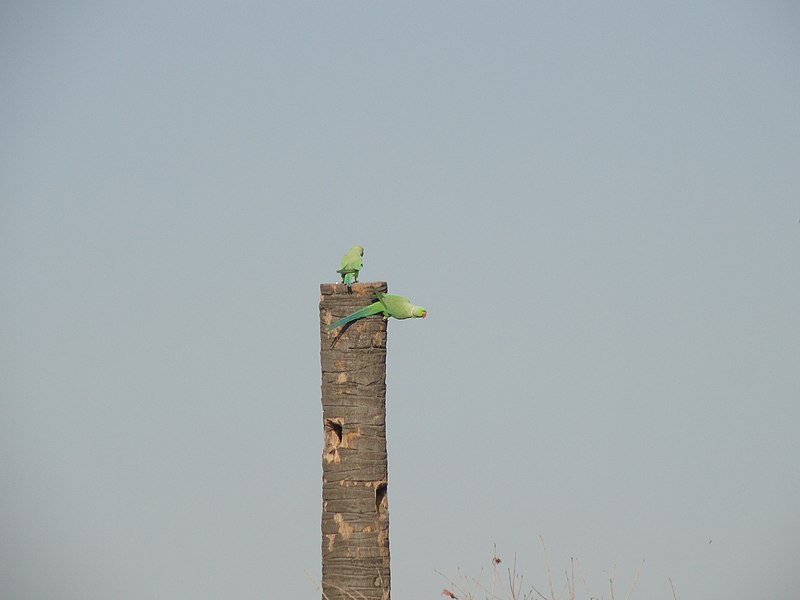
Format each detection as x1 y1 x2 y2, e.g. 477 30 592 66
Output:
319 282 391 600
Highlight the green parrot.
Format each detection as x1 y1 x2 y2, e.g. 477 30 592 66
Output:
337 245 364 291
326 292 427 331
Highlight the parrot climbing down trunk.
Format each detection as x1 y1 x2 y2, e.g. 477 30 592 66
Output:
326 292 427 331
337 245 364 291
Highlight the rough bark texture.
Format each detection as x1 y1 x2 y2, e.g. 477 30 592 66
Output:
319 282 391 600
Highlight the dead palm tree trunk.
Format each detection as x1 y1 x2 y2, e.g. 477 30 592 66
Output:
319 282 391 600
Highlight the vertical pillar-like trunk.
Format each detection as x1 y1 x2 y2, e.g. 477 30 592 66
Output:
319 282 391 600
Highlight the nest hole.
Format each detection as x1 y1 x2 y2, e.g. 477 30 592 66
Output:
325 418 343 447
375 482 388 515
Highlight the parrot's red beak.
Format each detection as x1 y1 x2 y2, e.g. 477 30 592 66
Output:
421 311 427 318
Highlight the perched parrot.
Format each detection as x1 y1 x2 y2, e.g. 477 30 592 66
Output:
326 292 427 331
337 245 364 291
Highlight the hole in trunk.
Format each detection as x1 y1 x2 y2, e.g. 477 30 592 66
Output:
375 482 388 515
324 418 343 453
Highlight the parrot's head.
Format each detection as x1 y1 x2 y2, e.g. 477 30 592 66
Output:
413 306 427 319
354 245 364 256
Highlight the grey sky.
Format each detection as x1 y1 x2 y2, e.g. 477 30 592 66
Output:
2 2 799 598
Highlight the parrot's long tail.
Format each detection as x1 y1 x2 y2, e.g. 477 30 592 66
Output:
326 301 384 330
343 272 356 289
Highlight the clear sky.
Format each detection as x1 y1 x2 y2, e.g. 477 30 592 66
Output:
2 2 798 598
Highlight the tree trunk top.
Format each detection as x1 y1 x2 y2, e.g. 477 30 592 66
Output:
320 281 388 298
